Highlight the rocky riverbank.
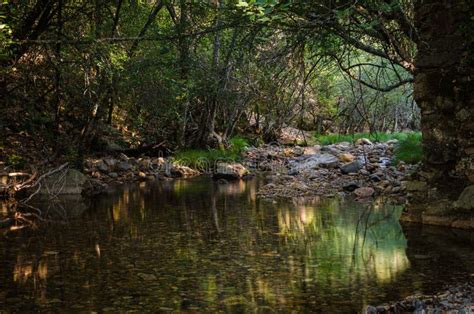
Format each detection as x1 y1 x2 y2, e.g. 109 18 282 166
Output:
243 139 414 201
366 283 473 313
1 138 413 201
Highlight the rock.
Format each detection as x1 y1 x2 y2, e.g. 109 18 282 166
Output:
103 158 117 169
138 171 147 179
355 138 373 145
108 172 118 179
354 187 375 198
404 180 428 192
119 153 129 161
39 169 88 195
116 161 132 172
289 153 339 174
343 182 360 192
169 165 199 178
340 161 362 174
138 158 152 170
339 153 355 162
213 163 249 180
369 174 382 182
455 185 474 209
338 141 351 147
93 160 108 173
303 146 321 155
397 161 406 171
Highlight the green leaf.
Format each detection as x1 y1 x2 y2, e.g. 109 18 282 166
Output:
236 1 249 7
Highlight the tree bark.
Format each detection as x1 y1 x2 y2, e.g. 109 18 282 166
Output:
402 0 474 228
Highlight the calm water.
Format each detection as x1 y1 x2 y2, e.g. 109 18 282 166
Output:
0 177 473 313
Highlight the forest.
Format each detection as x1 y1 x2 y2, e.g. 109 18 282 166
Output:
0 0 473 312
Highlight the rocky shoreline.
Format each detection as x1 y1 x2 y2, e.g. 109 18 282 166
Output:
366 283 473 313
242 138 413 202
1 137 413 201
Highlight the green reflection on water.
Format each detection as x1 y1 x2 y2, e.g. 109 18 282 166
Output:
0 177 472 312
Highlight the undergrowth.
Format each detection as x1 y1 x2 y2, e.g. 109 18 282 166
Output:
174 136 250 169
314 131 420 145
393 133 423 164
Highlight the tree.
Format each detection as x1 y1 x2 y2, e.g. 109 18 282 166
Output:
245 0 473 223
402 0 474 225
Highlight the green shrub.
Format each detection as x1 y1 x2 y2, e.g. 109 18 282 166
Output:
174 136 249 170
393 133 423 164
314 132 418 145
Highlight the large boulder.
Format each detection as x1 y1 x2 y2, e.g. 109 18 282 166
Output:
39 169 88 195
289 153 339 174
213 163 249 180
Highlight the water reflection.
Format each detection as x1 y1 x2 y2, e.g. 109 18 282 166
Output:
0 177 472 312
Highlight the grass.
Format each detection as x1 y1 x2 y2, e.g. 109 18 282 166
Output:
174 136 250 170
393 133 423 164
314 131 419 145
314 131 423 165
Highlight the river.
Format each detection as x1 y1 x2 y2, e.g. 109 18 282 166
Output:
0 177 473 312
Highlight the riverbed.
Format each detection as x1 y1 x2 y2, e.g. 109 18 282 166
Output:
0 177 473 312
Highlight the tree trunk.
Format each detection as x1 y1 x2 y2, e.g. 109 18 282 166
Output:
402 0 474 228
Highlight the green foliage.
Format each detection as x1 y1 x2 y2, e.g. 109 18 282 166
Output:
5 154 26 169
314 132 418 145
393 133 423 164
228 136 250 154
174 136 249 169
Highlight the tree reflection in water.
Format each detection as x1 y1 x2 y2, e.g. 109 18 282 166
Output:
0 177 472 312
